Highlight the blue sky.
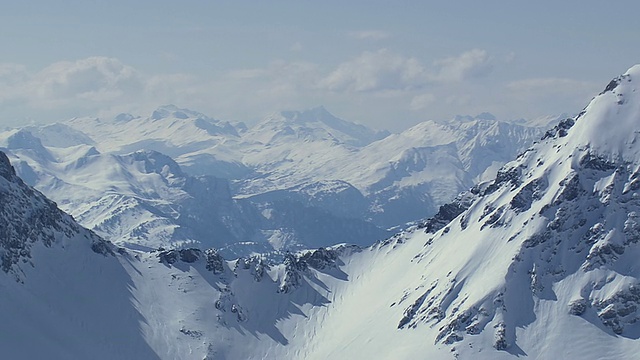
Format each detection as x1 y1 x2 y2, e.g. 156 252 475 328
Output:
1 1 639 131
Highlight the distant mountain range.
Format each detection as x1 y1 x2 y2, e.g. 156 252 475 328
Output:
0 104 551 255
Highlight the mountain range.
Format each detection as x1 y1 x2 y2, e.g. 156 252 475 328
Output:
2 65 640 359
0 105 549 255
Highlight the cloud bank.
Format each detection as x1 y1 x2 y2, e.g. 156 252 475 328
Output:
0 49 599 131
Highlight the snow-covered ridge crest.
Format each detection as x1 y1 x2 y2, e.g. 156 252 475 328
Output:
568 64 640 163
380 64 640 356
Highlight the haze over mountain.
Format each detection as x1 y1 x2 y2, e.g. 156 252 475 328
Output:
1 65 640 359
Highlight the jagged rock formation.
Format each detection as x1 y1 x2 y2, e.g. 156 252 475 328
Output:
0 151 113 280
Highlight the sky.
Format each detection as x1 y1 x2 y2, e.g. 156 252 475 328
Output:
1 1 639 132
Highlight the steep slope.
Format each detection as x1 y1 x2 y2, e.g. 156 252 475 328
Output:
60 105 544 226
0 150 113 279
1 139 247 251
0 151 159 359
235 111 545 228
296 64 640 358
340 116 546 227
0 148 346 359
245 106 389 148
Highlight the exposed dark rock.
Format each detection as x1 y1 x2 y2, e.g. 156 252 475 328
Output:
235 255 268 281
421 192 475 233
569 299 587 316
300 247 338 270
179 248 202 263
483 166 522 196
278 252 307 293
592 284 640 334
557 173 583 202
157 249 179 264
157 248 202 264
90 239 116 256
0 150 107 278
510 177 547 212
580 152 616 171
523 231 551 248
398 291 429 329
541 118 575 140
598 74 630 95
0 152 16 180
205 248 225 274
494 322 507 350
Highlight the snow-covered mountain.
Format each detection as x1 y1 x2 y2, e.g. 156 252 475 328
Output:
0 104 546 253
3 65 640 359
63 104 249 178
0 137 388 255
333 64 640 357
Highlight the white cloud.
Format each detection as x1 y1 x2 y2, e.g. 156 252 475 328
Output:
0 63 28 83
0 58 171 122
348 30 391 41
319 49 428 92
410 93 436 111
320 48 495 94
226 68 269 80
0 57 144 111
0 51 503 131
33 57 142 104
434 49 493 82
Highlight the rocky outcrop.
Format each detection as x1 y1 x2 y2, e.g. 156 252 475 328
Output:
0 151 112 279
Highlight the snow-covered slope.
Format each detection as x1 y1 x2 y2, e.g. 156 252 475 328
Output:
309 64 640 358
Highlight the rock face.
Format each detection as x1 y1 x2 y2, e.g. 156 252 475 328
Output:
0 151 113 279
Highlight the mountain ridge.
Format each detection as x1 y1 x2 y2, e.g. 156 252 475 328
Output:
1 106 548 253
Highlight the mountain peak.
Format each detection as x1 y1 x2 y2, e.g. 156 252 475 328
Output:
151 104 208 121
280 105 333 123
6 129 44 151
475 112 496 121
255 106 389 147
565 64 640 163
